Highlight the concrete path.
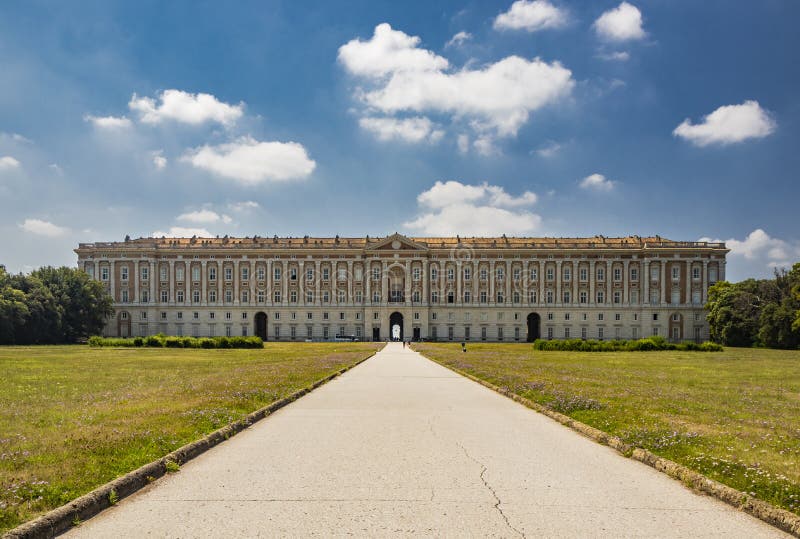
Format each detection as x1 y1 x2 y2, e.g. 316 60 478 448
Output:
68 343 785 538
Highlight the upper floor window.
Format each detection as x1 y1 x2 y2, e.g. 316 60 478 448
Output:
546 267 554 281
597 267 605 281
176 267 185 282
630 267 639 281
613 268 622 282
120 266 129 281
192 266 201 282
225 267 233 281
274 266 282 281
447 268 455 281
671 266 680 280
692 267 701 280
101 267 109 281
209 266 217 281
563 267 571 282
159 266 167 281
579 267 587 282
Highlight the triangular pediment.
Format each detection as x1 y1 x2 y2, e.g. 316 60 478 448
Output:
366 233 428 252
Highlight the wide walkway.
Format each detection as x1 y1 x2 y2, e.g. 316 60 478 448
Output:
68 343 784 537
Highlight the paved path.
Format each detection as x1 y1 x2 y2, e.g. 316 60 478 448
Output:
68 343 785 537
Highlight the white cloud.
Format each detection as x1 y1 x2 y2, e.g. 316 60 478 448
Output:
597 51 630 61
699 229 800 275
228 200 260 212
84 115 133 129
176 209 230 224
338 22 448 78
19 218 69 237
445 31 472 48
129 89 244 127
535 140 561 157
457 134 470 154
494 0 568 32
151 227 214 238
673 100 776 147
339 23 574 138
0 156 21 170
594 2 646 42
181 136 316 185
473 136 499 156
579 173 615 191
405 180 541 236
151 150 167 170
359 116 444 143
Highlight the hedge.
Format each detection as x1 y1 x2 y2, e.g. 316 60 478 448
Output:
532 336 723 352
88 334 263 349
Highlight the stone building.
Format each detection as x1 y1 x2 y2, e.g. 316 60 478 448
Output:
75 233 728 342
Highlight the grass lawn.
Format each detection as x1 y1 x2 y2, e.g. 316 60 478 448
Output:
0 343 382 532
413 343 800 516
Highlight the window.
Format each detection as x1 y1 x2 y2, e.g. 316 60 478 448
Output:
692 291 701 305
651 266 659 281
709 267 718 283
242 312 248 320
496 267 504 280
692 267 701 280
496 292 503 303
86 265 95 278
529 291 537 303
672 266 680 280
161 290 168 303
581 327 587 339
448 291 455 304
289 290 297 303
412 290 421 303
355 267 363 281
273 266 282 281
547 312 554 321
634 313 638 321
226 312 232 320
225 290 233 303
580 291 588 304
140 311 147 320
339 312 345 321
141 266 149 280
463 267 471 280
563 291 570 304
630 289 639 304
337 290 346 303
546 267 554 281
305 290 313 303
306 267 314 282
598 327 604 340
564 327 570 338
323 312 329 320
177 311 183 320
141 290 149 303
671 288 680 304
243 290 251 303
480 268 487 281
513 268 521 280
121 290 129 303
160 266 167 281
531 267 539 281
176 267 184 282
650 289 659 305
273 312 280 320
258 267 266 281
631 267 638 281
209 266 217 281
372 291 380 303
598 313 604 321
192 266 200 282
209 290 217 302
582 313 587 321
564 313 571 321
121 266 129 281
597 267 605 281
563 267 571 282
547 327 553 339
512 292 520 303
464 326 471 340
323 291 330 303
274 325 280 338
193 312 199 320
653 313 659 321
431 291 439 303
373 267 380 281
613 268 622 282
209 312 215 319
546 290 553 304
160 312 167 320
193 290 200 303
101 267 109 281
579 267 588 281
652 327 659 336
480 326 487 340
290 267 298 281
596 291 605 304
447 268 455 281
413 267 421 281
225 267 233 281
632 327 638 339
613 291 621 304
258 290 266 303
274 290 282 303
177 291 184 303
615 313 621 321
337 268 346 281
322 267 330 280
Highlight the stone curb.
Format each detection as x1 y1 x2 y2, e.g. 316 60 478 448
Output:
2 348 381 539
419 353 800 538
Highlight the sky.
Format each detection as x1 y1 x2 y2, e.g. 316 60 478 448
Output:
0 0 798 282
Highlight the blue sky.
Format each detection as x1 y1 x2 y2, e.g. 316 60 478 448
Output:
0 0 797 281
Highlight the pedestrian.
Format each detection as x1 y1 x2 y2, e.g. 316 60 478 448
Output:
461 341 466 353
402 340 406 349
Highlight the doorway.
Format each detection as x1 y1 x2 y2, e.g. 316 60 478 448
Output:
255 312 268 340
526 312 541 342
389 311 403 341
372 327 380 341
412 327 421 341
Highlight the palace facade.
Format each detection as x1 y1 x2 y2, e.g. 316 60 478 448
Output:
75 234 728 342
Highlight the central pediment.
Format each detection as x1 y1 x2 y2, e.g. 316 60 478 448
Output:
365 233 428 252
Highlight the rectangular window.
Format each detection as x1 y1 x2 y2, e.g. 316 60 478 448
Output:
580 291 587 304
464 326 471 340
547 327 553 339
192 290 200 303
631 267 638 281
101 267 109 281
672 266 680 280
176 291 184 303
258 267 266 281
322 267 330 280
709 267 718 283
463 267 471 280
651 266 659 280
209 290 217 302
562 291 570 304
581 327 587 339
373 267 380 280
192 266 200 282
413 267 421 281
121 266 129 281
692 267 701 280
632 327 638 339
337 268 346 281
141 290 149 303
306 267 314 281
579 267 587 282
176 267 184 282
161 290 168 303
513 268 521 280
225 290 233 303
597 267 605 281
140 311 147 320
121 290 129 303
290 290 297 303
546 290 553 304
447 268 454 281
546 267 554 281
598 313 604 321
141 266 149 280
598 327 604 340
671 289 680 304
225 267 233 281
564 327 570 338
531 267 539 281
274 266 282 281
160 266 167 281
692 291 701 304
596 291 604 304
290 267 298 281
613 291 621 304
274 290 282 303
563 267 571 282
613 268 621 281
242 290 250 303
209 266 217 281
480 268 487 281
615 313 621 321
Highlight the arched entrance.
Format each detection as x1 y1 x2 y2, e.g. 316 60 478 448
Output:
526 312 541 342
254 312 268 341
389 312 403 341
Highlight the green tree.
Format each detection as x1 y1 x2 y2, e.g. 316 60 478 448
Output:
0 267 30 344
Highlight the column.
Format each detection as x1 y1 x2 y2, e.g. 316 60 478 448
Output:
233 259 240 305
299 260 305 305
456 261 462 305
702 260 709 304
606 260 612 306
365 261 371 306
93 260 99 282
422 259 428 306
643 260 650 305
720 260 726 282
168 260 175 304
382 261 389 305
505 260 511 305
185 262 190 307
109 260 116 302
660 259 667 306
472 262 479 304
589 260 596 306
217 262 223 305
149 261 155 304
523 260 529 305
685 259 692 306
623 260 630 305
489 260 495 304
281 261 288 306
315 260 321 305
555 260 562 306
538 260 544 305
267 260 273 306
347 260 353 305
201 261 207 306
249 262 256 306
572 261 578 305
134 260 139 305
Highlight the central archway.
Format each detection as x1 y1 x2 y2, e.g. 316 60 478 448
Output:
389 311 403 341
254 312 268 341
526 312 541 342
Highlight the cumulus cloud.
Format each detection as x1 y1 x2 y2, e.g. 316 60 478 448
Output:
181 136 316 185
151 150 167 170
699 229 800 276
359 116 444 143
19 218 69 237
597 51 630 61
579 173 615 191
404 180 541 236
0 156 21 170
84 115 133 129
129 89 244 127
535 140 562 157
494 0 568 32
338 23 574 140
594 2 646 41
151 227 214 238
673 100 776 147
228 200 260 212
457 134 470 154
177 209 232 224
445 31 472 48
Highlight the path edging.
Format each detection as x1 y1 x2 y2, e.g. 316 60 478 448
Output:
418 352 800 538
3 348 381 539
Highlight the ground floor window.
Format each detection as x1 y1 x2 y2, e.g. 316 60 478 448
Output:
547 327 553 339
448 326 454 340
498 327 504 341
481 326 487 340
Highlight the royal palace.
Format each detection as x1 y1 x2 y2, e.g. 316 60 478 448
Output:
75 234 728 342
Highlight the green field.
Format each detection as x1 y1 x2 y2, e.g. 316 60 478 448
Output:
0 343 382 532
413 343 800 516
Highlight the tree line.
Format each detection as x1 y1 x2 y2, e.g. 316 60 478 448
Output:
706 262 800 349
0 265 114 344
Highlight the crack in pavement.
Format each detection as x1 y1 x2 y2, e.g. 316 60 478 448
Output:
456 442 526 538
